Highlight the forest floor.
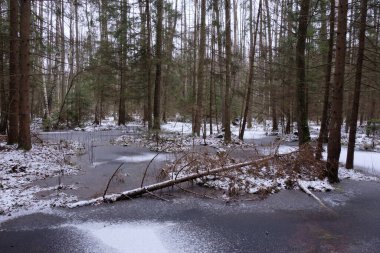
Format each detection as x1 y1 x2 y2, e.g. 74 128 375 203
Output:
0 117 380 252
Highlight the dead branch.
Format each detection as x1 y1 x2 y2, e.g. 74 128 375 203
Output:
103 163 124 199
67 155 275 208
297 179 336 214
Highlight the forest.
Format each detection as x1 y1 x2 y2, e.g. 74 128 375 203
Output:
0 0 380 175
0 0 380 251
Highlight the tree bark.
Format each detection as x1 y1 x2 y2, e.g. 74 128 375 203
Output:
0 4 7 134
118 0 127 126
346 0 368 169
327 0 348 183
224 0 232 143
265 0 278 132
153 0 163 130
295 0 311 146
8 0 19 144
18 0 32 150
239 0 262 140
145 0 153 129
193 0 206 136
315 0 335 160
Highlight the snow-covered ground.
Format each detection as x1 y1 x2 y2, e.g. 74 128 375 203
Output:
0 141 82 217
323 147 380 177
161 121 268 139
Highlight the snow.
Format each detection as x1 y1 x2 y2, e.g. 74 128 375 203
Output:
0 141 82 216
297 179 335 192
69 220 222 253
161 121 267 139
72 221 171 253
115 153 168 163
338 147 380 176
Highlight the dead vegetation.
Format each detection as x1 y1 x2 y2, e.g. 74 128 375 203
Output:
68 145 331 208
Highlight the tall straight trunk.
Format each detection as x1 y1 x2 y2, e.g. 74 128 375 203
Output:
265 0 277 132
346 0 368 169
162 0 178 124
316 0 335 160
0 4 7 134
239 0 262 140
224 0 232 143
213 0 225 128
193 0 206 136
8 0 19 144
191 0 198 133
153 0 163 130
145 0 152 129
74 0 80 125
327 0 348 183
60 0 66 106
18 0 31 150
118 0 127 125
295 0 311 146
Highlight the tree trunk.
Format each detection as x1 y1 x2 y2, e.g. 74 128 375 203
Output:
239 0 262 140
118 0 127 125
315 0 335 160
327 0 348 183
153 0 163 130
0 5 7 134
193 0 206 136
213 0 225 128
346 0 368 169
265 0 277 132
295 0 311 146
8 0 19 144
224 0 232 143
145 0 153 129
18 0 32 150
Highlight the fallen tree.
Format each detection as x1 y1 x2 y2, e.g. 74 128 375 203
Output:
67 155 275 208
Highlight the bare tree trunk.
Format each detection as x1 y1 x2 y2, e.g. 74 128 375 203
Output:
145 0 153 129
8 0 19 144
153 0 163 130
265 0 277 132
18 0 31 150
0 4 7 134
315 0 335 160
239 0 262 140
346 0 368 169
193 0 206 136
296 0 311 146
224 0 232 143
118 0 127 125
327 0 348 183
213 0 225 128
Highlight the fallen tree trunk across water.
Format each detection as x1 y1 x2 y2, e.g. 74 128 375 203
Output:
67 155 274 208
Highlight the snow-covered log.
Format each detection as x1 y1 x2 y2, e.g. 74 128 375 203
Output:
67 155 274 208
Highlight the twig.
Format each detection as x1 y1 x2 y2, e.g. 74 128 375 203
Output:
176 185 220 200
103 163 124 199
145 189 169 201
140 146 170 187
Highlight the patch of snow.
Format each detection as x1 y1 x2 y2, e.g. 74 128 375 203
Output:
297 179 334 192
0 142 81 216
115 153 168 163
72 221 171 253
69 220 222 253
322 147 380 176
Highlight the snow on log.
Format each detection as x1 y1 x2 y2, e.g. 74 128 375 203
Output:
67 155 274 208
